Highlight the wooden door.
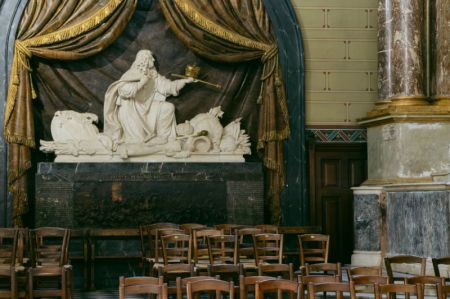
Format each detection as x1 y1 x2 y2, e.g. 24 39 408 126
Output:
309 142 367 263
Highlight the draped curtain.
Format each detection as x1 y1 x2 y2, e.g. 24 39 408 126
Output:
4 0 137 226
160 0 290 223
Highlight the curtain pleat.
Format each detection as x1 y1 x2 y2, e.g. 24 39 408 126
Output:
160 0 290 223
4 0 137 226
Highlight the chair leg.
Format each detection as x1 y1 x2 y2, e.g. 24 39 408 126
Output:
27 271 33 299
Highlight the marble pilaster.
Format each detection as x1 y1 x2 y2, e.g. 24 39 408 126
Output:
378 0 425 104
432 0 450 102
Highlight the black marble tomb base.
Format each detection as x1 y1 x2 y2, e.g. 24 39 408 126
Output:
35 162 264 228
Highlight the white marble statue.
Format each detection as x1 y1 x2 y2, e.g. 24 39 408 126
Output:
40 49 251 162
104 49 194 146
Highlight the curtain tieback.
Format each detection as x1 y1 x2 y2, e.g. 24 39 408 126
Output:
261 45 278 63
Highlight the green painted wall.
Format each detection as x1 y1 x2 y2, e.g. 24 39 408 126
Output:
292 0 378 125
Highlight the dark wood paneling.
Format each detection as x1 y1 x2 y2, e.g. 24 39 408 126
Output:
309 143 367 263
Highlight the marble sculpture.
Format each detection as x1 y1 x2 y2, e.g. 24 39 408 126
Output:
40 50 251 162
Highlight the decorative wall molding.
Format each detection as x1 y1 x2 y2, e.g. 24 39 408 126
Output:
307 128 367 143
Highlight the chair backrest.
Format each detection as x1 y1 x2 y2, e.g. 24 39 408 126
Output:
30 227 70 267
237 228 262 262
214 224 245 235
180 223 207 234
186 278 234 299
0 228 19 269
161 234 191 265
384 255 426 283
256 279 300 299
258 263 294 280
207 234 238 265
208 264 243 285
119 276 167 299
255 225 279 234
432 257 450 282
377 283 422 299
139 223 179 261
240 275 276 299
298 234 329 266
298 275 340 299
305 262 342 280
193 229 223 264
307 282 349 299
347 266 382 281
349 275 388 298
176 276 218 299
253 233 283 265
405 276 444 299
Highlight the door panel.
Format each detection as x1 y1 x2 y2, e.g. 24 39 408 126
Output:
309 143 367 263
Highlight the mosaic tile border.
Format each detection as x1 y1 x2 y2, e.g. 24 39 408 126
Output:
307 128 367 143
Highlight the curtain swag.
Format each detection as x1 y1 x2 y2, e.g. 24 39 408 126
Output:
4 0 137 226
161 0 291 223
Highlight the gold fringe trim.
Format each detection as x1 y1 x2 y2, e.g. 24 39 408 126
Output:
4 129 36 148
173 0 272 52
23 0 126 47
5 0 127 145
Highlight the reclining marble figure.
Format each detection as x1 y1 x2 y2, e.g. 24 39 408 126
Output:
40 49 251 162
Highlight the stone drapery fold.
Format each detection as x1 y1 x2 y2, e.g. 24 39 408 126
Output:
160 0 290 223
4 0 137 226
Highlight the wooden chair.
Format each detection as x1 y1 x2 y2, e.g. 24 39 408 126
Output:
258 263 294 280
0 229 19 299
432 257 450 284
298 275 340 299
139 223 179 272
298 234 329 266
304 262 342 280
119 276 167 299
384 255 426 283
347 266 382 281
176 276 218 299
255 225 279 234
349 275 388 299
27 227 72 299
239 275 276 299
193 229 222 273
186 278 234 299
159 234 193 294
406 276 444 299
207 234 238 265
237 227 262 271
377 283 422 299
255 278 300 299
158 264 195 297
253 233 283 266
161 234 191 265
307 282 349 299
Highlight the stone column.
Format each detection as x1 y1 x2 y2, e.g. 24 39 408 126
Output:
432 0 450 103
378 0 425 104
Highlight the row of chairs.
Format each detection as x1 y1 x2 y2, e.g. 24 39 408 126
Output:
139 222 329 275
119 274 450 299
0 227 72 299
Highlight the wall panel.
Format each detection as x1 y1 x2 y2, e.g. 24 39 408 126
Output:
292 0 378 125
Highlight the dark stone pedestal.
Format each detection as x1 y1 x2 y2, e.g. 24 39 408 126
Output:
35 162 264 228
